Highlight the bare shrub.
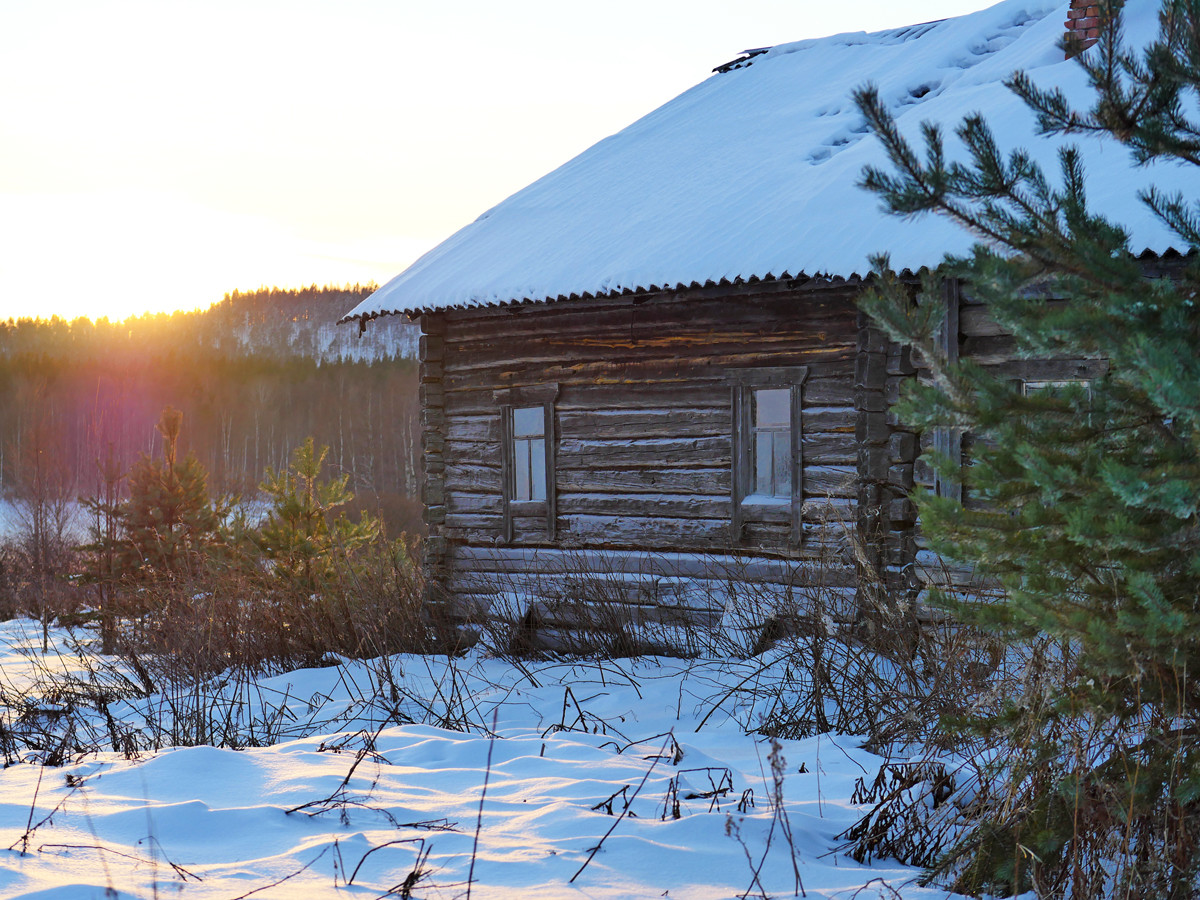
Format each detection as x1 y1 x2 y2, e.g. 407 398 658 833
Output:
0 539 25 621
116 532 432 678
877 667 1200 897
469 553 698 660
838 608 1200 898
3 409 83 644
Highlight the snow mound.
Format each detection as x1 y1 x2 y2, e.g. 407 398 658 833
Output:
0 619 969 899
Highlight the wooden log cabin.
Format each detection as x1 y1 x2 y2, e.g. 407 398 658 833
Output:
343 0 1198 651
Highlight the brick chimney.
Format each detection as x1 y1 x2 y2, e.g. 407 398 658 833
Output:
1064 0 1114 57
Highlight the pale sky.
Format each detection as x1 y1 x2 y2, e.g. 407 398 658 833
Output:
1 0 1000 321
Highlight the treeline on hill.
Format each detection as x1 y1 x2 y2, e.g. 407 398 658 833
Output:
0 285 422 534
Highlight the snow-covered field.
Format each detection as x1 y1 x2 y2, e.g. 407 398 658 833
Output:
0 501 87 546
0 502 20 542
0 619 966 899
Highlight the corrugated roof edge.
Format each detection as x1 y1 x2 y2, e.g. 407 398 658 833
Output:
338 270 868 327
337 247 1192 328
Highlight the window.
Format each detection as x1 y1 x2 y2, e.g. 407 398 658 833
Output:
932 277 963 503
1023 379 1090 399
931 427 963 503
495 384 558 542
731 367 808 545
511 406 547 502
752 388 791 499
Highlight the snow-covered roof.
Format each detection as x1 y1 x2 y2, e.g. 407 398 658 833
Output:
346 0 1197 321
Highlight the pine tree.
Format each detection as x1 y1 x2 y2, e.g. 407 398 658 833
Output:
79 443 124 652
256 437 379 590
118 407 225 578
854 1 1200 894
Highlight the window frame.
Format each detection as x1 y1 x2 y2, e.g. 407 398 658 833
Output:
731 366 808 546
495 383 559 543
510 405 547 503
1022 379 1092 399
932 277 963 504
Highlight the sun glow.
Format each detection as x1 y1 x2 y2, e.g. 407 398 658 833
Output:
0 191 432 322
1 0 996 324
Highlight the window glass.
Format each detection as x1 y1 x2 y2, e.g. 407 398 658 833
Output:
755 389 790 428
529 439 547 501
514 437 532 501
513 406 543 438
1023 380 1090 402
751 388 791 498
511 406 546 502
772 431 791 495
755 431 774 495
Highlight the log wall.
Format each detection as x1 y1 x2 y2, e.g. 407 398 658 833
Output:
418 270 1129 647
418 281 872 649
908 284 1106 602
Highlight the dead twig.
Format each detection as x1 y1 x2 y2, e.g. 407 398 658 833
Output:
38 843 201 882
570 730 674 884
347 837 427 886
222 846 329 900
466 709 499 900
286 721 389 817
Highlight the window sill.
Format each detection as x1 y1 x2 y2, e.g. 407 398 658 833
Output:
742 494 791 506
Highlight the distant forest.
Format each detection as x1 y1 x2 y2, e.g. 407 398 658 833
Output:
0 286 423 533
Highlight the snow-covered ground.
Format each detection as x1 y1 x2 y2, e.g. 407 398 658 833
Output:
0 502 20 541
0 619 966 899
0 501 87 545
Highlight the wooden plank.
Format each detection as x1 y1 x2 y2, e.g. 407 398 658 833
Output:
449 525 852 556
560 513 730 547
442 438 822 470
557 436 731 468
441 305 857 350
439 377 853 418
446 491 503 515
980 357 1107 381
544 398 558 541
960 334 1018 364
444 512 504 533
558 493 731 519
445 415 500 443
439 349 857 392
499 404 513 543
451 549 855 587
444 462 502 493
446 460 850 498
959 304 1006 337
804 465 857 497
931 279 963 505
802 407 857 434
801 378 855 406
441 292 861 347
441 329 859 375
441 434 854 470
440 290 862 332
558 408 730 438
731 385 748 542
557 468 731 496
444 469 856 521
440 357 855 401
801 433 857 465
791 378 806 545
444 382 733 416
447 544 856 585
940 278 961 366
